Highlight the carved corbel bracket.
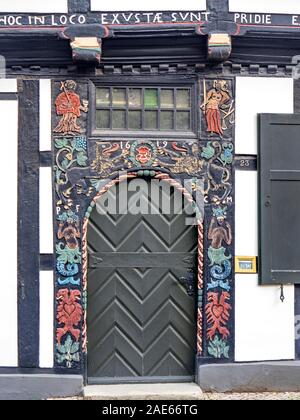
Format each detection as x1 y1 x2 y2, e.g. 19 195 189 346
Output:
195 25 232 63
207 33 232 62
60 24 112 64
70 37 102 63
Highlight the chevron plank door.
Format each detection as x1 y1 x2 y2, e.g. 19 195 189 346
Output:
87 179 197 383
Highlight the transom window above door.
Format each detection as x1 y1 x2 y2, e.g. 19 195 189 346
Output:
95 87 193 133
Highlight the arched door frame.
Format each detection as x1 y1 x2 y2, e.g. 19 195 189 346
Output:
81 169 204 372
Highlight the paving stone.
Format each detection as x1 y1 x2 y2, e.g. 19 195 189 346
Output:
84 383 203 400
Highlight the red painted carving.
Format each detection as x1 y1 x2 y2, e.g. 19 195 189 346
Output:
56 289 82 344
135 145 152 165
205 291 231 340
54 80 88 135
201 80 231 137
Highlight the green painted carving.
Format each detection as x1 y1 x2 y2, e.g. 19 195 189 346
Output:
56 243 82 264
55 136 88 171
208 246 231 266
201 142 215 160
56 335 80 368
207 335 230 359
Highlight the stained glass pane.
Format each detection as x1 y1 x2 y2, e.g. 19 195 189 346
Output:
144 89 158 108
145 111 158 129
176 89 190 109
129 111 142 129
96 110 110 129
112 110 126 129
129 89 142 107
112 88 126 106
96 88 110 107
176 111 190 130
161 90 174 108
161 111 173 130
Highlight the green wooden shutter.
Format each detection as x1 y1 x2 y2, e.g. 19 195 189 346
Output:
259 113 300 285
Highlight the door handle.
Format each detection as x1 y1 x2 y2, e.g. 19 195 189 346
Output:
179 271 195 296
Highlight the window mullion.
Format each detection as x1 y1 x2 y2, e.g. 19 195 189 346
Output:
126 87 129 130
174 88 177 131
109 87 113 130
142 88 145 130
158 88 161 132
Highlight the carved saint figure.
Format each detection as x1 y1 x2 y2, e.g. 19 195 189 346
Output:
208 207 232 266
201 80 230 137
54 80 88 135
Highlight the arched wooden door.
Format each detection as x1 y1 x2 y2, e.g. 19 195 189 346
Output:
87 178 197 383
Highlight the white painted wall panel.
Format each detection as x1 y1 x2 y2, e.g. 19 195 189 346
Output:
39 80 52 152
91 0 207 11
235 275 295 362
235 169 295 361
229 0 300 14
0 79 17 93
235 171 258 257
0 99 18 367
39 271 54 368
40 168 54 254
0 0 68 13
235 77 293 155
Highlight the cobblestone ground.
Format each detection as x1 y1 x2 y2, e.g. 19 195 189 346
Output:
200 392 300 400
52 392 300 400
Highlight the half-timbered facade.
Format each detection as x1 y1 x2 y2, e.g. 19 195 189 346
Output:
1 0 300 399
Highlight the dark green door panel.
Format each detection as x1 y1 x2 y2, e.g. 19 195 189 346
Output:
259 113 300 284
87 180 197 382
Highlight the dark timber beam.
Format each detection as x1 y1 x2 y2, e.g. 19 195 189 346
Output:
207 0 229 13
18 80 40 368
68 0 90 13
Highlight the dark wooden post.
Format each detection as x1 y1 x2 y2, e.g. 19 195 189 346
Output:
18 80 40 368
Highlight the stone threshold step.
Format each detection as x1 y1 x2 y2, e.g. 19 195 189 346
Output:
84 383 202 400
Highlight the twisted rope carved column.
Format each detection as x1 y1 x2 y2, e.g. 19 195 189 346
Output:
197 221 204 355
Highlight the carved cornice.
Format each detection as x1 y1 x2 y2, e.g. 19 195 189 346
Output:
6 62 294 77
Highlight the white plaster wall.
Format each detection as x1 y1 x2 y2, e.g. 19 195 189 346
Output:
91 0 207 11
39 82 54 368
235 171 258 256
229 0 300 14
235 275 295 362
0 97 18 367
39 271 54 368
235 170 295 362
0 0 68 13
40 167 54 254
39 80 52 152
235 77 294 155
0 79 17 93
